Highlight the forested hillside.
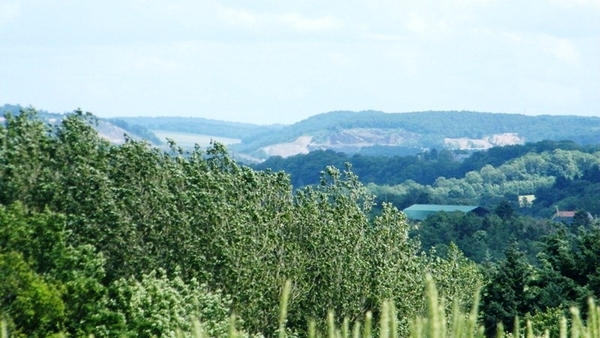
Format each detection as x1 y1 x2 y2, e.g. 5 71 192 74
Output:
255 140 599 191
118 116 282 140
0 108 481 337
0 104 163 145
6 104 600 160
232 110 600 157
101 109 600 159
2 108 600 337
256 139 600 262
368 147 600 214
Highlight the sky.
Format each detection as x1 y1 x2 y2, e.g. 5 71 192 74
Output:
1 0 599 125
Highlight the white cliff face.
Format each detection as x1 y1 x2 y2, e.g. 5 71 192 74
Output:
258 130 526 159
260 136 313 158
258 128 422 158
444 133 525 150
95 120 132 144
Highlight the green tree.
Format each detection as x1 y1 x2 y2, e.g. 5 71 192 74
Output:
0 203 109 336
573 209 592 227
0 108 486 336
0 108 55 208
99 269 236 338
494 200 514 220
0 252 65 337
481 244 536 336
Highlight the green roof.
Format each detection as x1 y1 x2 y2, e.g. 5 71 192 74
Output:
402 204 482 221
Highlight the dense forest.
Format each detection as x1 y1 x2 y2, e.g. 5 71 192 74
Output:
257 139 600 268
0 108 481 337
255 141 600 216
233 110 600 154
2 108 600 337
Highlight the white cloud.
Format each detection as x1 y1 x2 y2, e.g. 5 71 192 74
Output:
439 0 497 7
482 28 580 66
394 0 490 40
220 7 259 26
2 0 598 122
403 11 457 38
218 6 339 32
517 77 582 105
0 1 20 27
362 33 408 41
328 52 351 67
499 31 525 43
543 36 579 64
277 13 338 32
405 12 429 35
134 57 184 71
549 0 600 9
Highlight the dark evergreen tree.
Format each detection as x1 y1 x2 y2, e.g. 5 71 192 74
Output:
573 209 592 227
494 200 514 220
481 243 535 336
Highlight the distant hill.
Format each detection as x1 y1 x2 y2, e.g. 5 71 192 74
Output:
253 139 597 188
122 110 600 160
0 104 162 145
4 105 600 159
231 110 600 159
116 116 282 141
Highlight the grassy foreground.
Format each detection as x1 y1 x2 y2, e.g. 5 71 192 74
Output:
2 275 598 338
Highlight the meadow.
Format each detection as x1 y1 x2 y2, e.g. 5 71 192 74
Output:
152 130 241 148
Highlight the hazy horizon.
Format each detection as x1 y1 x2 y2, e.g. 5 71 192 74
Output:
5 104 600 127
1 0 599 125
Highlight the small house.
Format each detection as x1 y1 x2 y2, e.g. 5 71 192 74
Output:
518 195 536 208
552 208 594 224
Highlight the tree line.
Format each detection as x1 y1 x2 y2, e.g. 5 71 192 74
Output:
255 141 600 217
0 109 480 337
2 108 600 337
237 110 600 153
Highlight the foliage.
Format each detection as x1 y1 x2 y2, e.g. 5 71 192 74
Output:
0 104 163 145
480 244 536 335
254 149 461 187
255 141 600 222
0 108 483 336
99 269 236 338
3 107 600 337
366 146 600 218
0 201 108 336
0 251 65 337
234 110 600 154
477 225 600 336
3 274 600 338
524 307 564 338
412 208 557 263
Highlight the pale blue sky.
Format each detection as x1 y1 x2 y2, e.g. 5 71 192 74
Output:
1 0 599 124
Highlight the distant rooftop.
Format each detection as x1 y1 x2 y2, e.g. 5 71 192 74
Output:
556 211 575 218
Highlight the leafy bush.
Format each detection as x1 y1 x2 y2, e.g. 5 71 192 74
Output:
0 252 65 337
98 269 236 338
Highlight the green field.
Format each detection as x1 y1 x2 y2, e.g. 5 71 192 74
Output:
152 130 241 148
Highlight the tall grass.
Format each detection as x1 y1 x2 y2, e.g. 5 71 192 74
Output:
2 275 599 338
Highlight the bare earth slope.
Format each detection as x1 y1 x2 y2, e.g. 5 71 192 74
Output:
4 106 599 159
234 111 600 159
